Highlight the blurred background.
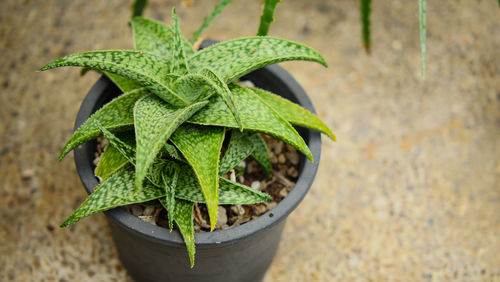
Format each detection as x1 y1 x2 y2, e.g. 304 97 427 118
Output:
1 0 499 280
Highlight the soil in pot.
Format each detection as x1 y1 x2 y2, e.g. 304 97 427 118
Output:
94 134 301 232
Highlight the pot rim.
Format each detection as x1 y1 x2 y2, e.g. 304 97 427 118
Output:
73 64 321 246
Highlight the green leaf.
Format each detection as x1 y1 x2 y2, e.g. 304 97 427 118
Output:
172 199 195 268
360 0 372 54
60 165 164 228
199 68 243 130
131 17 195 58
58 88 148 161
95 131 135 180
93 131 262 205
39 50 192 107
164 143 184 161
257 0 282 36
105 72 142 93
419 0 426 79
188 83 313 161
133 95 208 189
250 87 336 141
171 8 189 75
172 74 219 103
248 133 272 176
188 37 327 82
190 0 234 44
170 125 225 230
219 130 255 175
173 162 272 204
132 17 173 57
161 164 179 231
97 123 136 165
131 0 148 18
95 145 128 180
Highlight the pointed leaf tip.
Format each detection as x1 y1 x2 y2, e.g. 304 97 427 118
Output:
189 36 328 81
250 87 336 142
58 88 148 162
171 125 225 231
38 50 194 107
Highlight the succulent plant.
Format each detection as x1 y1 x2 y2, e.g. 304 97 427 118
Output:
39 1 335 267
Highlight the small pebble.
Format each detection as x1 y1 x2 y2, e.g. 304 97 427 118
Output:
279 188 288 198
138 215 156 225
215 206 228 229
239 80 255 87
238 175 245 183
278 154 286 164
287 167 298 178
143 206 155 216
229 170 236 182
237 161 246 168
253 204 267 216
250 181 261 190
270 153 278 164
286 151 299 165
93 156 100 167
265 202 277 210
231 205 245 216
131 205 143 216
273 142 283 153
246 161 258 174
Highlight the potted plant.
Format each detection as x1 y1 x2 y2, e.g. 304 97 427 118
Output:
39 0 335 281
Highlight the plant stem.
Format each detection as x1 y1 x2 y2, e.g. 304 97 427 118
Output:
257 0 282 36
360 0 372 54
419 0 426 80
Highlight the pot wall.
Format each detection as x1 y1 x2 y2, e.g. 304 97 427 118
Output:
108 216 286 282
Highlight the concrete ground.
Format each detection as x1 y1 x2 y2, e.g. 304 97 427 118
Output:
1 0 499 281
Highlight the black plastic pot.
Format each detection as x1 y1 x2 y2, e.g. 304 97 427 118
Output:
73 63 321 282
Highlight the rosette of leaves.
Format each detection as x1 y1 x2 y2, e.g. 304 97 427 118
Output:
39 6 335 267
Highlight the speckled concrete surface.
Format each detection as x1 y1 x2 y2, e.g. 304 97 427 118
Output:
1 0 499 281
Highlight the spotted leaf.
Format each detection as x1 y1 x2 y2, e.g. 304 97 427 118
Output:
172 199 195 268
161 164 179 231
131 17 195 59
105 72 142 93
219 130 255 175
164 143 184 161
95 131 136 180
188 83 313 161
60 165 164 227
39 50 192 106
199 68 242 130
172 74 220 104
170 9 189 75
170 125 225 230
63 160 270 228
249 133 272 176
58 88 148 161
173 162 272 204
250 87 336 141
188 36 327 82
95 145 128 181
134 95 208 189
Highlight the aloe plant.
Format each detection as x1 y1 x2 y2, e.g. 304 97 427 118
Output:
39 2 335 267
